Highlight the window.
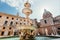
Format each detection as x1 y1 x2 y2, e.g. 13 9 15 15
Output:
16 22 18 24
57 31 60 35
24 23 25 25
3 27 5 29
31 30 33 33
6 17 9 19
20 19 22 21
14 32 18 35
1 31 4 36
0 16 2 18
10 21 13 26
12 18 14 20
9 27 12 30
53 20 59 22
24 20 25 22
44 20 47 24
4 21 8 25
8 31 10 35
16 18 18 20
19 32 21 34
58 28 60 30
20 23 22 25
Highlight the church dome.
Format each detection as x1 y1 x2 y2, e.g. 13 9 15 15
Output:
43 9 52 18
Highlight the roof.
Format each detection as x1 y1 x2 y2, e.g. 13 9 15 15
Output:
0 12 25 19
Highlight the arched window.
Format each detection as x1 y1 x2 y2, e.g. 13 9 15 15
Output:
24 20 25 22
20 19 22 21
16 18 18 20
4 21 8 25
14 32 18 35
9 27 12 30
16 22 18 24
8 31 10 35
10 21 13 26
12 18 14 20
3 27 5 29
0 16 2 18
44 20 47 24
6 17 9 19
1 31 4 36
20 23 22 25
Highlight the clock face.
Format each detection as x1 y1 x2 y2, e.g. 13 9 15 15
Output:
22 8 32 14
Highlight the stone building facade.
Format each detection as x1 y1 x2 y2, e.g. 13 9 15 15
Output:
0 0 37 37
0 12 36 37
37 9 60 36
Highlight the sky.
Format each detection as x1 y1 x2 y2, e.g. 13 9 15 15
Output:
0 0 60 22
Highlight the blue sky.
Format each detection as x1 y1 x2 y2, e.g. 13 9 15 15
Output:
0 0 60 21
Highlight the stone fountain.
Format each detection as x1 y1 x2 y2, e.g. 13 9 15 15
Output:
17 0 36 40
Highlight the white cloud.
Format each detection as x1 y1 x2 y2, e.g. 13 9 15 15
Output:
0 0 36 18
0 0 35 10
0 0 6 2
1 0 59 21
1 0 23 10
